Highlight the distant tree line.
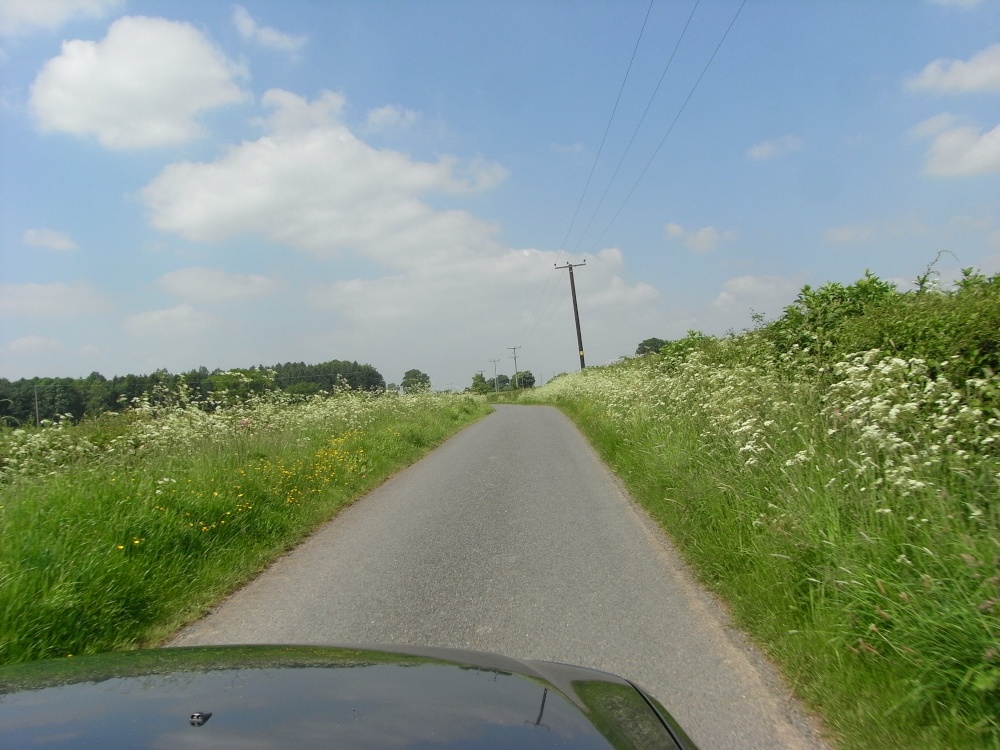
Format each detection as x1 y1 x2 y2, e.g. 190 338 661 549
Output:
0 359 385 427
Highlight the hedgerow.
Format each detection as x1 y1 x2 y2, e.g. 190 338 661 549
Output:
528 270 1000 749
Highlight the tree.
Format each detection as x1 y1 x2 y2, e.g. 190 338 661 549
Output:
486 374 510 392
635 337 667 356
401 369 431 393
511 370 535 388
469 372 490 394
270 359 385 392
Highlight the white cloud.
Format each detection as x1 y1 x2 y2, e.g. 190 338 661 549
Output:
0 281 110 316
586 276 658 308
122 303 221 340
824 217 927 244
29 16 248 149
23 228 77 250
910 113 959 139
824 224 874 244
712 275 802 315
918 120 1000 176
158 267 282 303
664 223 737 253
142 89 508 264
304 246 657 343
0 0 122 36
746 134 802 161
232 5 305 54
366 104 419 131
928 0 984 6
908 43 1000 93
7 335 62 354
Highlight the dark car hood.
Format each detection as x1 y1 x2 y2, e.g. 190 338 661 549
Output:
0 644 696 749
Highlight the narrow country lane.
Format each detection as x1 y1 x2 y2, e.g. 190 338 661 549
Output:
169 404 829 750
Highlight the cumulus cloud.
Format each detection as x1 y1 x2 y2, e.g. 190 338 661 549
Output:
142 89 508 264
917 120 1000 176
0 281 110 316
158 267 282 303
23 228 77 250
664 223 737 253
366 104 419 131
132 89 656 382
232 5 305 54
7 335 62 354
30 16 247 149
0 0 122 36
908 43 1000 93
311 245 636 312
587 276 658 308
745 134 802 161
712 275 802 314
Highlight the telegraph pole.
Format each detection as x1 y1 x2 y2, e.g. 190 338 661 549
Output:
508 346 521 389
489 358 501 394
554 260 586 369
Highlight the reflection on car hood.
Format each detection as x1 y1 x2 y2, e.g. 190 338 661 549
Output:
0 644 697 749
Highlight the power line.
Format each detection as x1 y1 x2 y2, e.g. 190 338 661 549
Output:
570 0 700 253
515 264 557 346
504 0 746 373
520 2 653 354
520 267 567 346
586 0 748 255
558 0 654 252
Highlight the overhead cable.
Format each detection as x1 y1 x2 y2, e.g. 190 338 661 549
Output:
587 0 748 255
558 0 654 252
571 0 700 253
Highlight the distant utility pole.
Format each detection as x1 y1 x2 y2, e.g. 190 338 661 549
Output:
508 346 521 389
555 260 586 369
489 358 501 394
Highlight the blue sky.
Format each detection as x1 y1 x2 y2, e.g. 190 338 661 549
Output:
1 0 999 389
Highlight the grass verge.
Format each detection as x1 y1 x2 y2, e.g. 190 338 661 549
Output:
520 343 998 749
0 391 490 665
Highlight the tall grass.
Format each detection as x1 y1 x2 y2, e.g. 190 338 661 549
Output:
525 272 1000 749
0 384 490 665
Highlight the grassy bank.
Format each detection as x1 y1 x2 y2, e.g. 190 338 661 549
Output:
524 273 999 749
0 386 490 665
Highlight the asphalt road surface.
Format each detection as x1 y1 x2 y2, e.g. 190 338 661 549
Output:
170 404 830 749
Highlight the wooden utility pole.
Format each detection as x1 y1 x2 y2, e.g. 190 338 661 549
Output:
508 346 521 389
555 260 586 369
489 358 501 394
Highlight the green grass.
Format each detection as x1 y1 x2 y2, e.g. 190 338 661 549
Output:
528 378 998 749
519 272 1000 749
0 391 491 665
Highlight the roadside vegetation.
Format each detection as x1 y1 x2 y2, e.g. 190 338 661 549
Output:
523 269 1000 749
0 379 489 665
0 359 387 426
